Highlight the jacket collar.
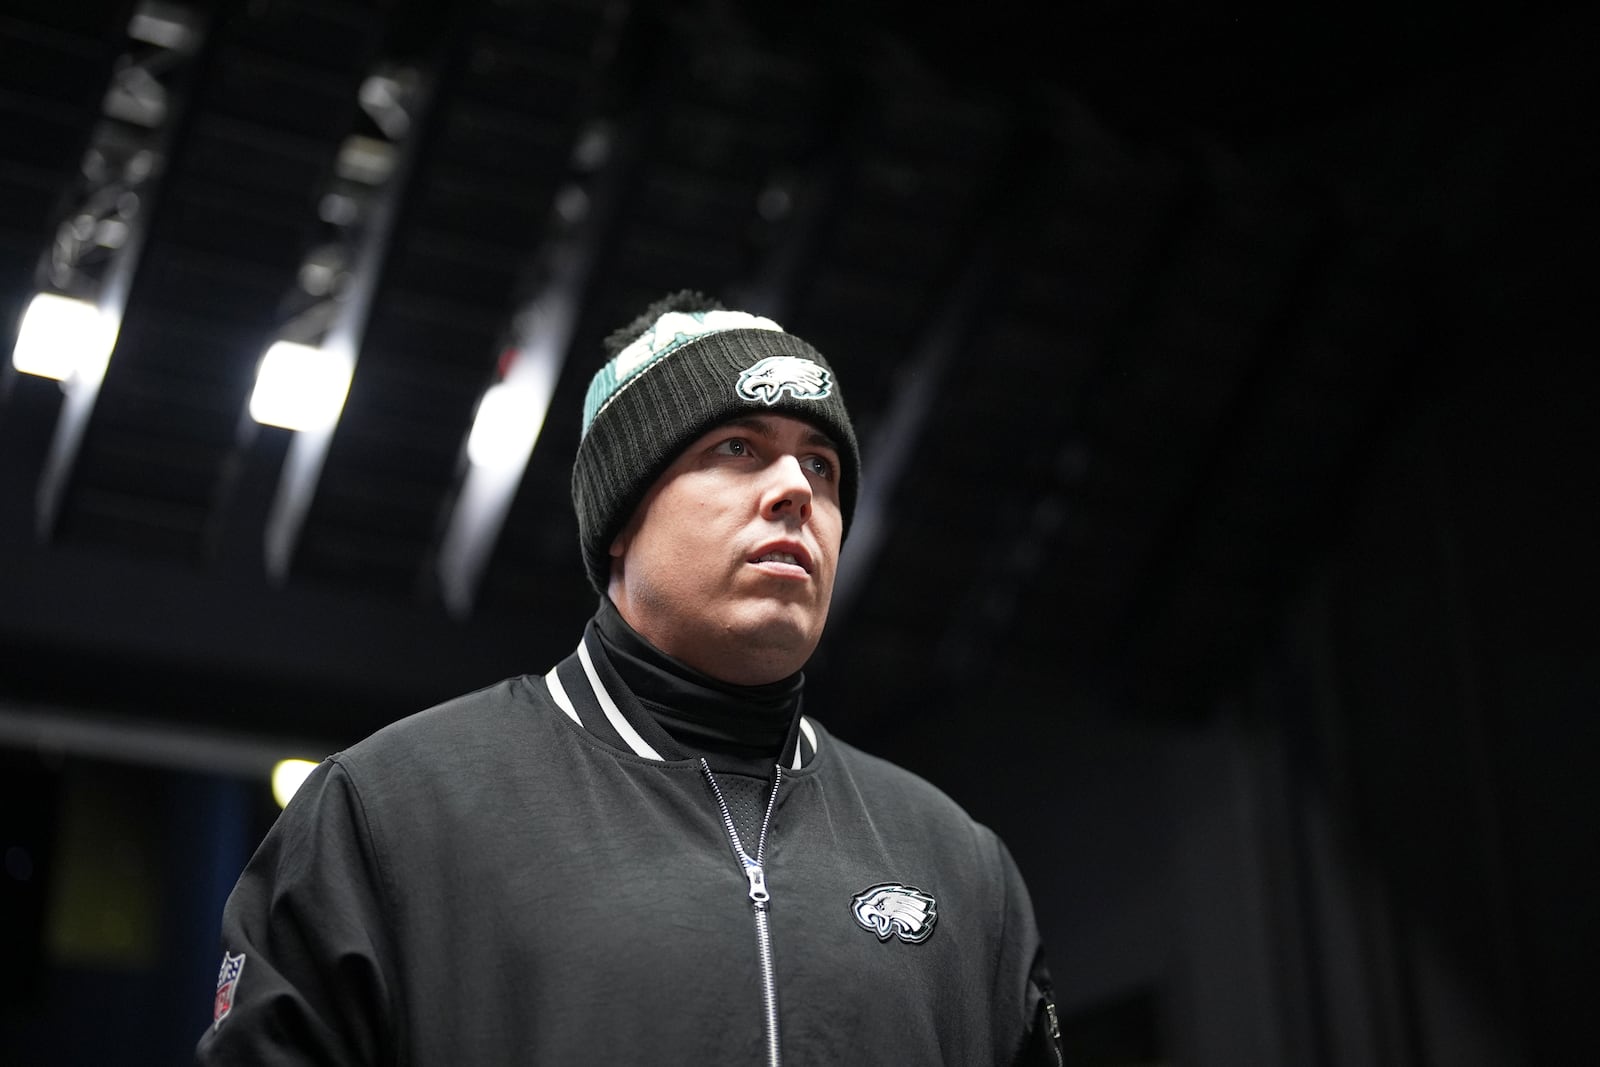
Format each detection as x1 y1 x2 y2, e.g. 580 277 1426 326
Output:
542 622 820 771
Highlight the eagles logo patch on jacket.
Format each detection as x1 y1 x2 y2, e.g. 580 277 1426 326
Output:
851 882 938 943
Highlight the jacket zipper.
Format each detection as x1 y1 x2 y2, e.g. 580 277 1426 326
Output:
700 759 783 1067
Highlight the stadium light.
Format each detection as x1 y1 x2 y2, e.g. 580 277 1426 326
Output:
11 292 118 384
271 759 320 809
466 381 545 472
248 341 353 432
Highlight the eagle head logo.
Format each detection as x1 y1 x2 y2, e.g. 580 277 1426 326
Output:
736 355 833 406
851 883 938 944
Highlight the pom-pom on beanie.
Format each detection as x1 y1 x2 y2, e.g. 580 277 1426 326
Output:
572 290 860 594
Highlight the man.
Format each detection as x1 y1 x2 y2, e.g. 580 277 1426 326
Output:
197 291 1064 1064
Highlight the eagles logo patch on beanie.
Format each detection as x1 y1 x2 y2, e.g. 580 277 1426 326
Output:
736 355 833 406
571 290 861 594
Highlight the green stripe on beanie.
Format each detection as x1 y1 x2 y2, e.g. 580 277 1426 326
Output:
572 293 860 594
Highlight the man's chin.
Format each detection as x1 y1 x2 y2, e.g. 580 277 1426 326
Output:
714 605 826 679
738 597 827 635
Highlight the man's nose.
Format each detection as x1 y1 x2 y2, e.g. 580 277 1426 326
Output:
764 455 812 522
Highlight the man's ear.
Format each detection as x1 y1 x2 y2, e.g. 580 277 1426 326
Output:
610 503 644 559
606 530 629 601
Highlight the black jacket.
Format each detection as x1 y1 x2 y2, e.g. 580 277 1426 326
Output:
197 625 1062 1064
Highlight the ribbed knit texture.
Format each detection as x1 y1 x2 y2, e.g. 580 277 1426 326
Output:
572 325 860 593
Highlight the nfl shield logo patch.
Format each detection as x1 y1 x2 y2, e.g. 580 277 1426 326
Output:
213 951 246 1030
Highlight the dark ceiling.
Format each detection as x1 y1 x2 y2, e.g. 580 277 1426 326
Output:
0 0 1584 755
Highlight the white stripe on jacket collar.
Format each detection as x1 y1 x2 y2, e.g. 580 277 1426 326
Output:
577 638 664 760
794 717 819 770
544 666 580 725
543 636 820 767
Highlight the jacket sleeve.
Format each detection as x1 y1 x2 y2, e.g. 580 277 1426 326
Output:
195 757 397 1065
1012 944 1065 1066
996 838 1065 1067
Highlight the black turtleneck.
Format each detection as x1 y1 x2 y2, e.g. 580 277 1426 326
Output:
592 597 804 771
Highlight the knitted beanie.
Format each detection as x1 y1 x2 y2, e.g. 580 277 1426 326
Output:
572 291 860 593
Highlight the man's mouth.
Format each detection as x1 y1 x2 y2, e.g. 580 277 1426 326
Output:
749 544 813 574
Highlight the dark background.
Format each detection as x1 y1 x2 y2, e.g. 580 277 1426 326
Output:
1 0 1593 1063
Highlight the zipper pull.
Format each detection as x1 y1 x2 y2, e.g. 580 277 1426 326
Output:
743 859 769 904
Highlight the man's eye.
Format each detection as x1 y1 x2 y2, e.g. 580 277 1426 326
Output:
714 438 750 456
804 455 835 480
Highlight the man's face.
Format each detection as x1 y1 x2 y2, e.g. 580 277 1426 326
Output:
608 413 844 685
